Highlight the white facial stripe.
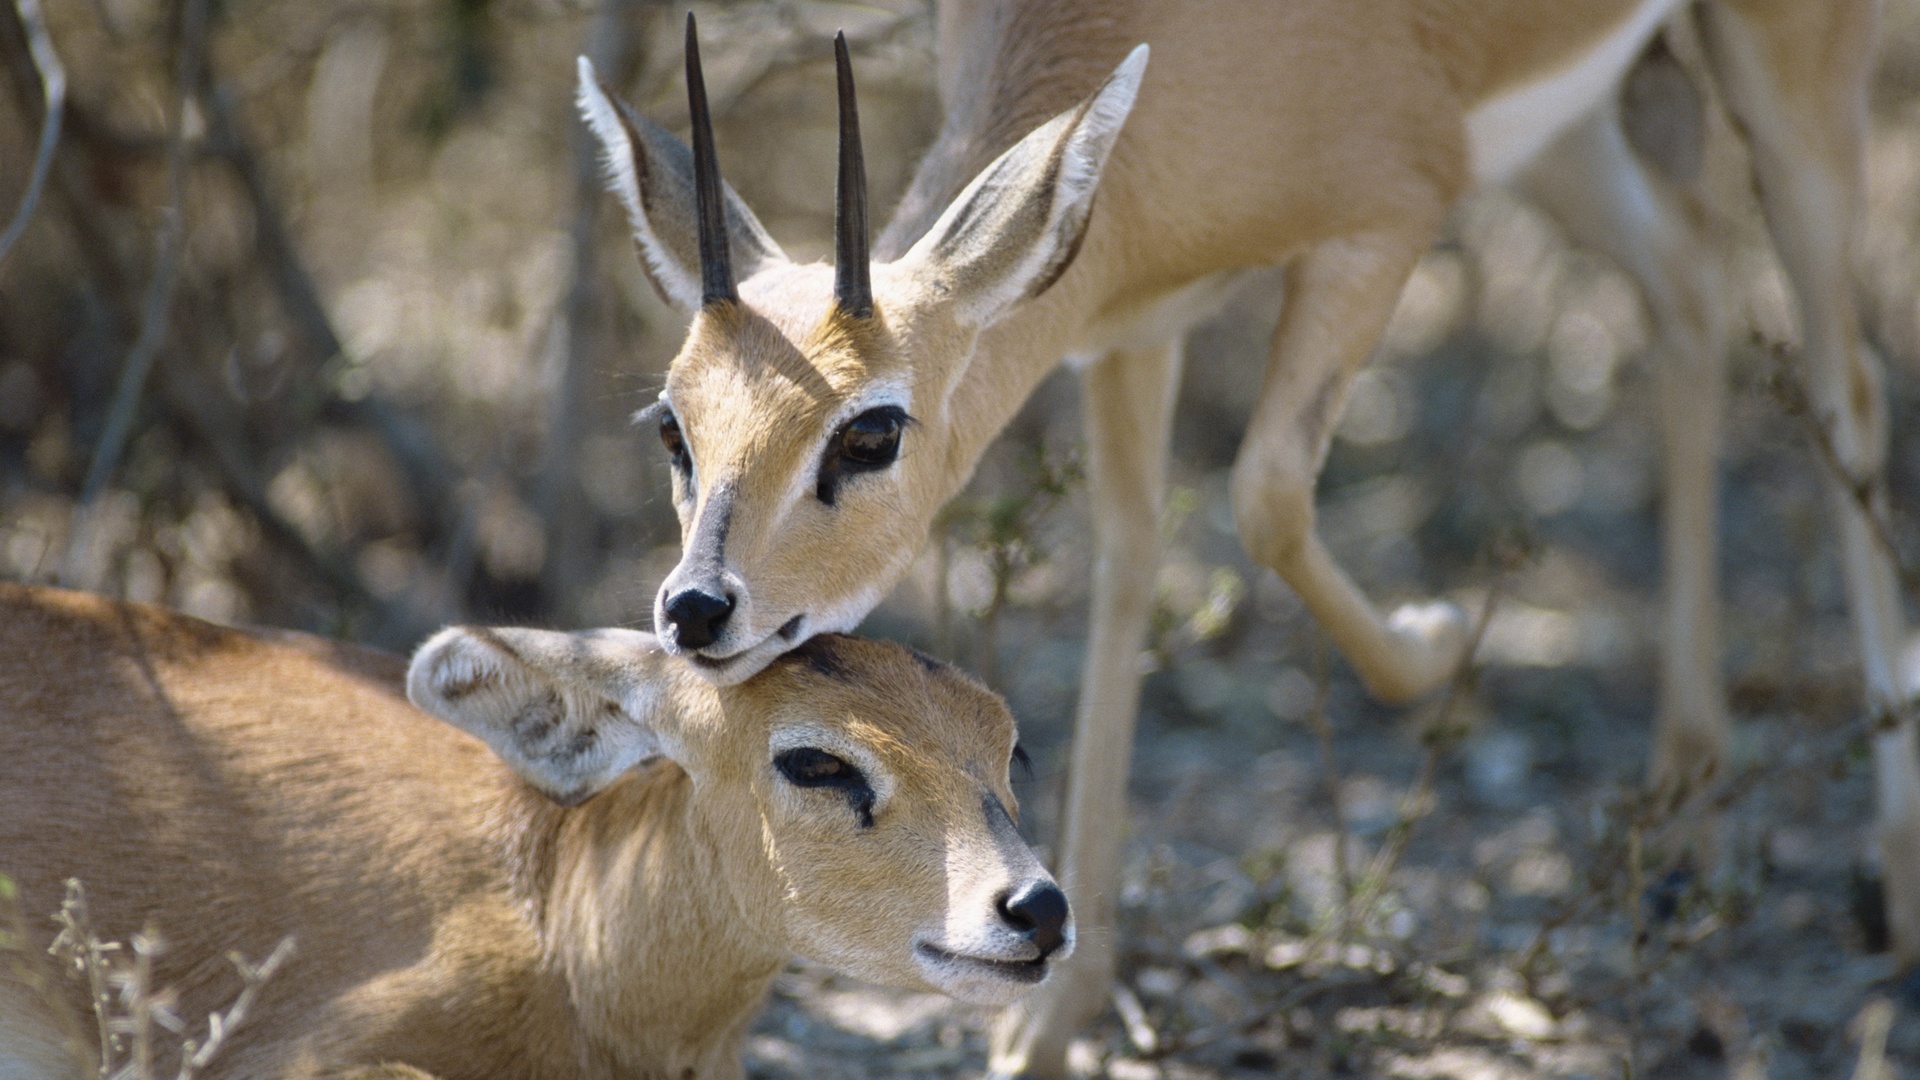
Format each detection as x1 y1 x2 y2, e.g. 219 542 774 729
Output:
936 795 1067 965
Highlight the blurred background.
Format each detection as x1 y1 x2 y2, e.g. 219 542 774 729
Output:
10 0 1920 1076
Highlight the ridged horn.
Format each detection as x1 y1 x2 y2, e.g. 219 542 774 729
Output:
833 31 872 318
685 12 735 307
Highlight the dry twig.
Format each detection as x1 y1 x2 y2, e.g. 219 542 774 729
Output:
1305 630 1353 913
173 936 294 1080
1765 352 1918 596
63 0 211 586
1332 558 1510 939
1850 997 1895 1080
0 0 64 266
535 0 657 607
48 879 293 1080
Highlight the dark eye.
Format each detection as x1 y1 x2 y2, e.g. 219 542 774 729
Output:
840 407 905 466
774 747 877 827
816 406 910 505
659 410 691 474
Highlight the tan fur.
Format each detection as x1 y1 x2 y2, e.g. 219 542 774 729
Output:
0 585 1059 1079
586 1 1917 1073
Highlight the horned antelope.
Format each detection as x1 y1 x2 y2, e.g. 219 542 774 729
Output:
580 3 1916 1073
0 584 1067 1079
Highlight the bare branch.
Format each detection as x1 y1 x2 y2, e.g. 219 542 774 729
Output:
534 0 657 608
1305 630 1352 914
175 937 294 1080
202 82 461 524
0 0 64 266
62 0 212 586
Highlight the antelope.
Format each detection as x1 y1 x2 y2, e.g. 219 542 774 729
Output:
0 583 1068 1080
579 3 1917 1074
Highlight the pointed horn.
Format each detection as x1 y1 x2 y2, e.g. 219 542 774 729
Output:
833 31 872 318
685 12 735 306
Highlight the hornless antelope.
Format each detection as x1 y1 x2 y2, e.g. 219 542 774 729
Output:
580 3 1917 1074
0 584 1068 1080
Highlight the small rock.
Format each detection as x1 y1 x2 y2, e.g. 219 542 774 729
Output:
1484 991 1556 1040
1464 729 1533 806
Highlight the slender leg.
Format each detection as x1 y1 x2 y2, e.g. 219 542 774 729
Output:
988 340 1184 1080
1230 228 1468 706
1520 103 1732 805
1702 0 1920 965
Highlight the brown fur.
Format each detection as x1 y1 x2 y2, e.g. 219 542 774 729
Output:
588 1 1915 1074
0 586 1048 1079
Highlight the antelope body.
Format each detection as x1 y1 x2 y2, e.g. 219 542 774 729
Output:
584 2 1914 1074
0 585 1066 1079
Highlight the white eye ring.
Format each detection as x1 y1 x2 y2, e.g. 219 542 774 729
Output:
768 724 895 815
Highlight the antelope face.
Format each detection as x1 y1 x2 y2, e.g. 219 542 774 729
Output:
408 625 1071 1005
718 635 1071 1004
578 20 1146 682
647 265 954 682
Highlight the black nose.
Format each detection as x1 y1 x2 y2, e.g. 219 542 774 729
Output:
997 880 1069 959
663 588 734 651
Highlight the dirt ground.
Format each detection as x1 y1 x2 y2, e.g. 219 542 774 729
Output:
10 1 1920 1077
734 167 1920 1073
741 318 1920 1078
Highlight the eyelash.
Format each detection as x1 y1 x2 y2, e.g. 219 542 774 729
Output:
773 747 877 827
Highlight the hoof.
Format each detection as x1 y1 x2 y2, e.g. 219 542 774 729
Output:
1642 868 1693 924
1894 966 1920 1007
1852 865 1890 955
1369 600 1471 703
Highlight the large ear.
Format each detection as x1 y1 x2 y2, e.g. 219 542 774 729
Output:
576 57 788 314
407 626 677 806
893 45 1146 328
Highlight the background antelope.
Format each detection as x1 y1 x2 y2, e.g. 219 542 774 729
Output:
578 1 1916 1074
0 584 1066 1079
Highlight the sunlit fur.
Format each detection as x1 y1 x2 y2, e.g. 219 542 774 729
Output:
594 2 1916 1075
653 261 987 680
0 586 1063 1080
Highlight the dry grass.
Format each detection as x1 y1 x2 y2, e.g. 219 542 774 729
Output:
3 876 292 1080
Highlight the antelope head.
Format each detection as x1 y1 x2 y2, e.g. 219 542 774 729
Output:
408 624 1072 1003
577 17 1146 681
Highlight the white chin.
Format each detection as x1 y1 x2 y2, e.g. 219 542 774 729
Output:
680 638 782 686
914 950 1051 1006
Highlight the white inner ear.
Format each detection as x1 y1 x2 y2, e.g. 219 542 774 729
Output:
1054 44 1147 218
898 43 1147 328
407 626 669 806
576 56 703 313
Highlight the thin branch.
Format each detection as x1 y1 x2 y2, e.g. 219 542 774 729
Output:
202 82 461 527
1766 355 1918 594
0 0 64 266
157 354 425 638
62 0 211 586
1305 629 1353 915
1336 571 1506 936
1850 998 1894 1080
1626 824 1646 1080
48 880 119 1077
174 937 294 1080
534 0 655 608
